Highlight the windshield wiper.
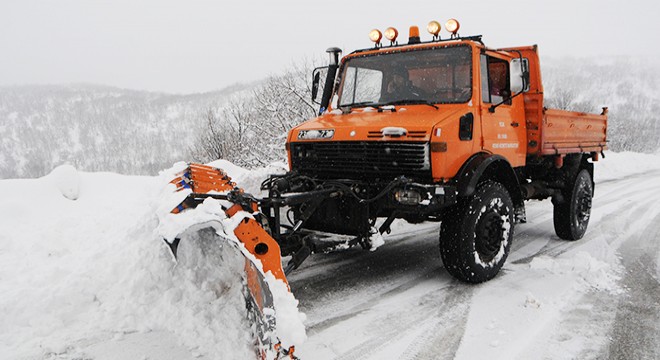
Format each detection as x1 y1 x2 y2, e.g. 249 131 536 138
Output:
340 101 377 110
380 99 439 110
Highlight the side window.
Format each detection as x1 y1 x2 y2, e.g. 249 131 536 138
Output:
339 67 383 106
480 55 490 103
481 55 510 104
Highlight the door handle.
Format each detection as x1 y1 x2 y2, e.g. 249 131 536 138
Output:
511 122 519 127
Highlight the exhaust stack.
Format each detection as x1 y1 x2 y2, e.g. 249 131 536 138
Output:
319 47 342 114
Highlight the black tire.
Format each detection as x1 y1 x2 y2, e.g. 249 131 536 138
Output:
553 169 593 240
439 181 514 283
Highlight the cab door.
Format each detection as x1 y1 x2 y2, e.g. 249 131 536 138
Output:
479 52 526 167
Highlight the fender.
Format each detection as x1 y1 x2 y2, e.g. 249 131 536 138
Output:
454 153 524 213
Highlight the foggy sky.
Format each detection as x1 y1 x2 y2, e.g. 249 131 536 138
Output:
1 0 658 94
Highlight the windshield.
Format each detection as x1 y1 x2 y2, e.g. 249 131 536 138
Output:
338 45 472 108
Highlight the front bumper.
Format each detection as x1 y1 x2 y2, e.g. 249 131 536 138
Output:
260 173 458 245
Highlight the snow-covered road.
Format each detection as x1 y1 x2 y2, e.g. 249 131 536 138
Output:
290 166 660 359
1 152 659 360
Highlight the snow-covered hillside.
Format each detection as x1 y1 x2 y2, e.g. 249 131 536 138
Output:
0 84 252 179
1 151 659 359
542 58 660 153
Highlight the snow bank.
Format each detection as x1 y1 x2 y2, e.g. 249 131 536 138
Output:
0 159 301 360
595 151 660 182
0 170 160 358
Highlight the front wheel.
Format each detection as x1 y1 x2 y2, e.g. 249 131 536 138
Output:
439 181 514 283
553 169 593 240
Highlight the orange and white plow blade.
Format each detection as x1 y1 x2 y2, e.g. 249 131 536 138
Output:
168 163 287 285
165 163 299 359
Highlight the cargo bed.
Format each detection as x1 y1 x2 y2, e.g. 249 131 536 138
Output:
537 108 607 155
523 93 607 157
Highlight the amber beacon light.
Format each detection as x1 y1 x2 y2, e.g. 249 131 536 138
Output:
408 26 421 44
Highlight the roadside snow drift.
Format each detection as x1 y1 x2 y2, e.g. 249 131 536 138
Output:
0 161 302 360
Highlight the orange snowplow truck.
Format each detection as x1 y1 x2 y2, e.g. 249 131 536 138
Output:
257 20 608 283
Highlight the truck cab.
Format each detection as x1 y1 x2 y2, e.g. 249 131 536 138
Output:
289 35 533 183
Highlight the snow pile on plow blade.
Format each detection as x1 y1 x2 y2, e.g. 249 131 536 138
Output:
157 162 306 360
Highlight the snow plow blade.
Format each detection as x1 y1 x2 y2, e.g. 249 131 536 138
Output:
161 163 300 359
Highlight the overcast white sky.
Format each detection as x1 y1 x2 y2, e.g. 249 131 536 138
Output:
1 0 658 94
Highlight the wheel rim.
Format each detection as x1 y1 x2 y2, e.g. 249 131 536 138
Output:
475 211 505 262
574 177 592 228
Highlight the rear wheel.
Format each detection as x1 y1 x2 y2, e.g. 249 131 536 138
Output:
554 169 593 240
439 181 514 283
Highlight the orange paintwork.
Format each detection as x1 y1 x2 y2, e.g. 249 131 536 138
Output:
234 217 287 284
287 40 607 181
170 163 236 195
170 163 288 286
539 109 607 155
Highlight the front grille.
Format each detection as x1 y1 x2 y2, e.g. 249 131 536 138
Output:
290 141 430 180
367 130 428 139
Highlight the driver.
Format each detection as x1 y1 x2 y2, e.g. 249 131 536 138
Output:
382 71 424 102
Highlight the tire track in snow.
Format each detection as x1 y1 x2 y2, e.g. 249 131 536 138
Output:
289 226 441 326
396 288 471 360
327 282 472 360
305 266 443 335
606 211 660 359
289 225 475 359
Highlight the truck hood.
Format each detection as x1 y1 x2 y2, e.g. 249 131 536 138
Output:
289 105 468 143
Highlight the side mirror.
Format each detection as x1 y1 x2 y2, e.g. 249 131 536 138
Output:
311 66 328 104
490 57 529 113
510 58 529 94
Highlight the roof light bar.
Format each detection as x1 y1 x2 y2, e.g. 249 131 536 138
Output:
366 18 464 47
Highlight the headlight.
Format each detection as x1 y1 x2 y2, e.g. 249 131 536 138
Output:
298 129 335 140
394 189 423 205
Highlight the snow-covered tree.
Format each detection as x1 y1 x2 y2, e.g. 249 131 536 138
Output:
192 61 318 167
